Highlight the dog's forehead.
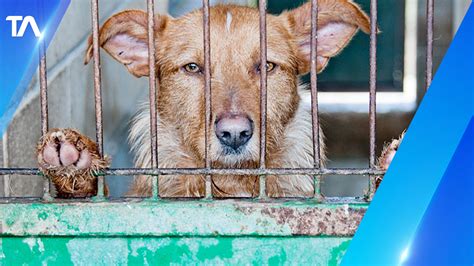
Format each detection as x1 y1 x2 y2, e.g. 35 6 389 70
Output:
210 5 261 30
177 6 285 39
159 5 294 70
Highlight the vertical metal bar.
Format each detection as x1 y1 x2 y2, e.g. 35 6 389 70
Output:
39 42 52 201
147 0 159 199
426 0 434 90
39 57 49 136
310 0 321 200
91 0 105 199
368 0 378 200
203 0 212 199
258 0 268 199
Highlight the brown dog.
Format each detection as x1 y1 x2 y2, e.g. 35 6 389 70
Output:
36 1 399 198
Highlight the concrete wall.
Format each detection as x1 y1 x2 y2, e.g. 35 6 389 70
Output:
453 0 471 32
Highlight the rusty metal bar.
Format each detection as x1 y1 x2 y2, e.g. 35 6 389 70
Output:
258 0 268 199
203 0 212 199
0 168 386 176
0 196 367 204
426 0 434 90
368 0 378 200
259 175 266 199
147 0 159 199
39 42 52 201
91 0 105 199
0 169 42 175
310 0 322 201
310 0 320 169
39 57 49 136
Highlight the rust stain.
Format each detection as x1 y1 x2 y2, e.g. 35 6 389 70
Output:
260 206 366 236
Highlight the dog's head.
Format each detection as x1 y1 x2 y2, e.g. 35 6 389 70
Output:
84 1 370 168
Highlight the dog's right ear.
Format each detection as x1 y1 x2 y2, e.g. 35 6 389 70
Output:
282 0 371 74
84 10 169 77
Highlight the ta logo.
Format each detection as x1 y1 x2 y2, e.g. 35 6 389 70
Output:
6 16 42 38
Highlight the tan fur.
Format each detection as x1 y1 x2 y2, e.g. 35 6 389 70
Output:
38 1 373 198
375 131 405 189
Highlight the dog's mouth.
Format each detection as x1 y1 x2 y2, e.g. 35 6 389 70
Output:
211 141 259 167
216 145 249 161
220 143 248 156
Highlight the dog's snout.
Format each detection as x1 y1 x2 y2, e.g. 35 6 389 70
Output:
215 115 253 151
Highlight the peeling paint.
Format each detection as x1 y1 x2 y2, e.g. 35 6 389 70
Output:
0 237 353 265
129 238 172 257
260 206 365 235
67 238 128 265
21 238 46 254
0 201 367 237
0 200 365 264
329 239 351 266
0 239 5 259
23 238 37 252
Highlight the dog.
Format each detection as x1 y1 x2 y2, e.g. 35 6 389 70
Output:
36 0 400 198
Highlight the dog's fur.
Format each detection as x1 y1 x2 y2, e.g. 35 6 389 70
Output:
36 1 395 198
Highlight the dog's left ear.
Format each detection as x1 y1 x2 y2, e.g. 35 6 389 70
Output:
282 0 371 74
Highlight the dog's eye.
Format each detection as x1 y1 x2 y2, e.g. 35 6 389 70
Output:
183 63 202 74
257 62 277 73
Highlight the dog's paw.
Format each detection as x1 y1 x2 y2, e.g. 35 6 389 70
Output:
375 132 405 189
36 128 109 198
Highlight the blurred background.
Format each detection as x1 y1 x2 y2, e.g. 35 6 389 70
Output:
0 0 470 198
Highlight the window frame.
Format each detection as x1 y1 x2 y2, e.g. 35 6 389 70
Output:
317 0 418 114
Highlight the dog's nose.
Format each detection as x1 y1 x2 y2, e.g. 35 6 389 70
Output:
215 115 253 150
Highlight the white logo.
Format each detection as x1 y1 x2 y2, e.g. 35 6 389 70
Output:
6 16 41 37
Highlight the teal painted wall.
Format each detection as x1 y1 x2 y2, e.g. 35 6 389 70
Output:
0 237 351 265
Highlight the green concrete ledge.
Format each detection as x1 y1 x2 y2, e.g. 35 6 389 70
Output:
0 237 352 265
0 200 367 237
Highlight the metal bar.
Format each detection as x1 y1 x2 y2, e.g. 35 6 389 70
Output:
0 196 367 204
259 175 266 198
0 168 386 176
0 169 42 175
39 42 52 201
310 0 322 201
39 55 49 136
368 0 378 200
91 0 105 199
310 0 320 169
147 0 159 199
258 0 268 199
203 0 212 199
426 0 434 90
